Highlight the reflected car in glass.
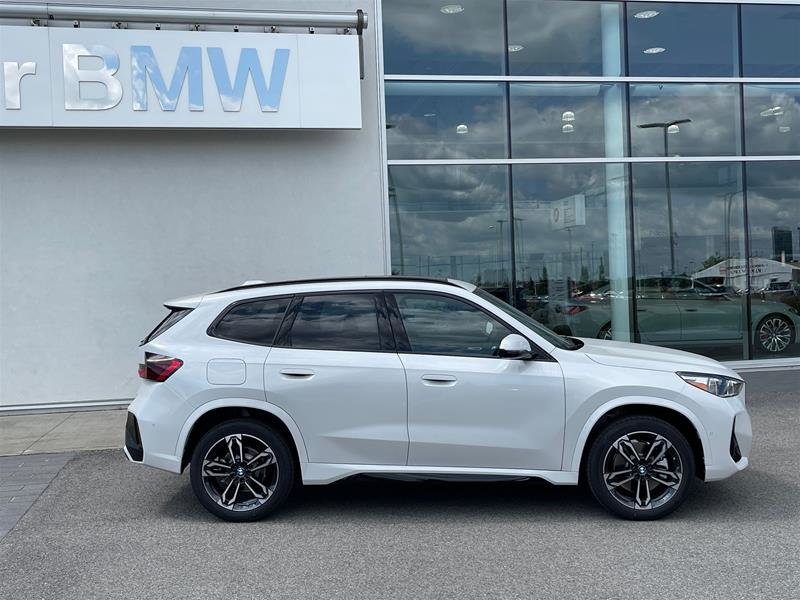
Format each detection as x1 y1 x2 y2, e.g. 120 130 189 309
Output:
125 277 751 522
548 276 800 356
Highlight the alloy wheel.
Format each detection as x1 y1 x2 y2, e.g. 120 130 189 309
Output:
201 433 279 512
602 431 683 511
758 317 792 353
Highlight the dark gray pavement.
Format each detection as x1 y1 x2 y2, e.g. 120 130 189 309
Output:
0 372 798 600
0 453 74 539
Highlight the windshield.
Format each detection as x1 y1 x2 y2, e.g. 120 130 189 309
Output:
475 288 578 350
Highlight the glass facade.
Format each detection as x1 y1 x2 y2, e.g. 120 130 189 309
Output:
383 0 800 362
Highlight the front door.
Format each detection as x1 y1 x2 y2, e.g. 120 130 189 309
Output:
636 277 682 343
388 292 565 471
264 292 408 466
665 278 743 342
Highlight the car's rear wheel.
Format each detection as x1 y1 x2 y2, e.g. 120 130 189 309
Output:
190 420 294 522
586 416 695 520
755 314 795 354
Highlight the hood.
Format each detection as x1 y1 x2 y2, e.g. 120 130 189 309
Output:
575 338 740 378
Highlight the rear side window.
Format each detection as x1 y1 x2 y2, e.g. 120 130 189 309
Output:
282 294 382 352
211 298 290 346
141 308 193 345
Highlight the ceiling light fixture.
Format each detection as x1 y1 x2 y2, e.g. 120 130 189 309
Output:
440 4 464 14
562 124 575 134
779 126 792 133
643 47 666 54
760 106 784 117
562 110 575 123
508 44 525 53
634 10 660 19
423 113 437 117
456 123 469 134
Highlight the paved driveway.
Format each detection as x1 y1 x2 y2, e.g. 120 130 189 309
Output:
1 375 798 600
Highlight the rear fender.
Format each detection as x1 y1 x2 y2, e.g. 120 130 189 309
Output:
176 398 309 465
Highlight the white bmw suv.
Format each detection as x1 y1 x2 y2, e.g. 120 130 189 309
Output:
125 277 751 521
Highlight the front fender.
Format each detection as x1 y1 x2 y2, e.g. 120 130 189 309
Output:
175 398 309 465
566 396 711 473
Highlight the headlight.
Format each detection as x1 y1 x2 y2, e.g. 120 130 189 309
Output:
678 372 743 398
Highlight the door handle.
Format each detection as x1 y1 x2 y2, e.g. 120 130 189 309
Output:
421 374 457 386
279 368 315 379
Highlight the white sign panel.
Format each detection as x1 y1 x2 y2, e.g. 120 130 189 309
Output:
550 194 586 231
0 27 361 128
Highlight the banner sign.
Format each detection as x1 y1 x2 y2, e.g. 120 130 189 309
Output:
0 27 361 128
551 194 586 231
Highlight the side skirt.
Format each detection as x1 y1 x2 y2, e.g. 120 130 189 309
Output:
301 463 579 486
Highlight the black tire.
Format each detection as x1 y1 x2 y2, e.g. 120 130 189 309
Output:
755 314 795 355
585 416 695 521
190 419 295 522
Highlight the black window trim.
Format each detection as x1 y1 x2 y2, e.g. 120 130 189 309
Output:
273 289 396 354
207 294 294 347
385 289 554 361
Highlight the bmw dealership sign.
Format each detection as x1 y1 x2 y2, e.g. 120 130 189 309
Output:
0 27 361 128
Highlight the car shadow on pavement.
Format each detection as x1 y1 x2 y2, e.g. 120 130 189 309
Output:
158 465 797 524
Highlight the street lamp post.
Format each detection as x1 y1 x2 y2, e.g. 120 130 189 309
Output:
637 118 691 275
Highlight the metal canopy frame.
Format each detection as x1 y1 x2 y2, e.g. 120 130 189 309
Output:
0 3 368 29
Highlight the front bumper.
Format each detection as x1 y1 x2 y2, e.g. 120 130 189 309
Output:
702 394 752 481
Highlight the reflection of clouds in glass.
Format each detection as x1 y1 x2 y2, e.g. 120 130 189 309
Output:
511 84 623 158
386 83 506 159
632 163 745 275
745 162 800 259
513 164 613 280
627 2 738 77
630 84 740 156
383 0 504 74
389 165 510 282
745 86 800 155
507 1 618 76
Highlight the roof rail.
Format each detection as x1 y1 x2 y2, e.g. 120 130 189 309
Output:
214 276 461 295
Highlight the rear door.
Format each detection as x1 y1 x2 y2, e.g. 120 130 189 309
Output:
263 292 408 466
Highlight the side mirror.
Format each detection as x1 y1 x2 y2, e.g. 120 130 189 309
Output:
498 334 534 360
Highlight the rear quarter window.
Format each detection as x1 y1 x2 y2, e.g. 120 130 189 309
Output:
210 297 291 346
141 308 193 345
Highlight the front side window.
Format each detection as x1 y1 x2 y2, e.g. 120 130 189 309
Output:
392 293 512 357
284 294 383 352
211 297 290 346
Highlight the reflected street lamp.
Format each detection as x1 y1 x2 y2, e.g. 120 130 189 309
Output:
637 118 691 275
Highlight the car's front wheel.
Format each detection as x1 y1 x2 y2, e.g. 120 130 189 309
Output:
190 420 294 522
586 416 695 520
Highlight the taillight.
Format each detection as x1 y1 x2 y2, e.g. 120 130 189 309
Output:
564 305 588 315
138 352 183 382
